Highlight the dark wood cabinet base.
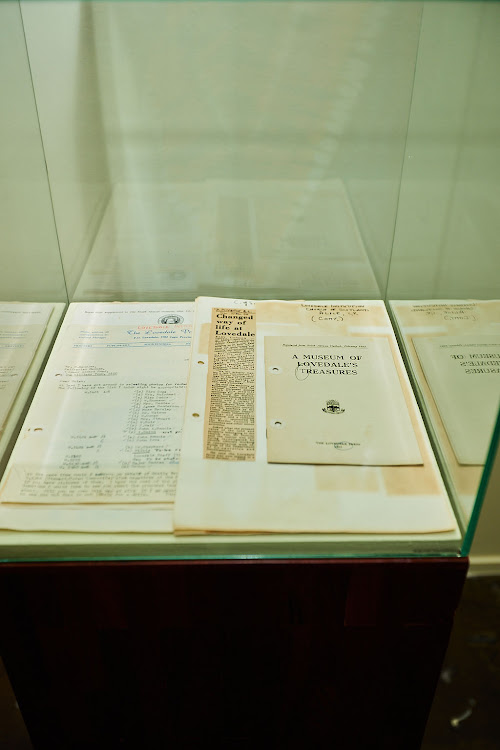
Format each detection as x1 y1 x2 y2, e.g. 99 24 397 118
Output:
0 557 468 749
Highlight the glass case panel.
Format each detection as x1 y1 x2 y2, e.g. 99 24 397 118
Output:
0 1 498 561
387 1 500 551
21 0 422 301
0 1 67 474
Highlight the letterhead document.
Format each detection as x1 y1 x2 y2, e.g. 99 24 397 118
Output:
0 303 53 432
414 335 500 465
0 303 193 508
174 297 457 535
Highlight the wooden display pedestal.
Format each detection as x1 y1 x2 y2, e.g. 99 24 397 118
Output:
0 557 468 749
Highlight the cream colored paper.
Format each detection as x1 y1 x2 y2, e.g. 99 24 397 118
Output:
174 297 457 535
413 335 500 465
0 504 173 533
0 303 53 431
0 304 66 475
265 336 421 465
203 306 256 460
0 302 194 507
390 300 500 521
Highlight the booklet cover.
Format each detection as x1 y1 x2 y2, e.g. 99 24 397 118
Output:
265 336 422 465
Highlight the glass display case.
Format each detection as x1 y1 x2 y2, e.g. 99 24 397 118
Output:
0 1 67 475
0 0 498 561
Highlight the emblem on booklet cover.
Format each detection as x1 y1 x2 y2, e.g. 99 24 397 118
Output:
158 314 184 325
322 399 345 414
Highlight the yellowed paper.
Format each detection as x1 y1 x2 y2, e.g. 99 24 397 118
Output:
265 336 421 465
174 297 457 535
390 299 500 521
0 302 194 508
0 504 173 533
204 307 256 461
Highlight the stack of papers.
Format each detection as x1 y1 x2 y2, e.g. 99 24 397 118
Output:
174 297 455 535
390 299 500 521
0 302 193 532
0 298 458 537
0 302 54 434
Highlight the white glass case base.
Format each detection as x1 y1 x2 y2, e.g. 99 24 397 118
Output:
0 528 462 564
